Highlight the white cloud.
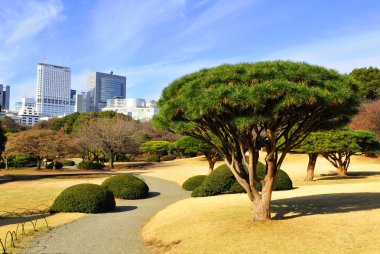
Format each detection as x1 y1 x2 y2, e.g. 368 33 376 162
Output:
265 30 380 73
2 0 63 45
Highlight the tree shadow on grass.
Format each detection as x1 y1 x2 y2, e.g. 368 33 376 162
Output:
318 171 380 181
271 192 380 220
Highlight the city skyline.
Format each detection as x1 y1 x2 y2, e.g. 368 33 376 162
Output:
1 0 380 106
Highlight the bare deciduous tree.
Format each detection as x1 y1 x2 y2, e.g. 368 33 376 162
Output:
76 117 140 169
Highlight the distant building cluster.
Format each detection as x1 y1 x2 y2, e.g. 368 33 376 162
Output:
1 62 158 126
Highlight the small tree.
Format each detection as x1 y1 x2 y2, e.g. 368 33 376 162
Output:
175 136 219 174
140 141 171 156
154 61 360 221
3 129 72 169
76 116 140 169
319 130 380 176
349 67 380 100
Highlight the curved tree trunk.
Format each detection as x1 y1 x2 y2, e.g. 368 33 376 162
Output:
305 153 318 181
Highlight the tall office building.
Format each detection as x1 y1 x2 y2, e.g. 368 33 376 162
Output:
87 71 126 112
36 63 72 117
0 84 10 110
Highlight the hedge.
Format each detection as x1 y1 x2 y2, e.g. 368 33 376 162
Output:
192 163 292 197
101 174 149 199
50 183 115 213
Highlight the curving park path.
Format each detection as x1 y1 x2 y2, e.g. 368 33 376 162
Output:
24 175 190 254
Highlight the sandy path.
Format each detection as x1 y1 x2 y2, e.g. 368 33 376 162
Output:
23 176 190 254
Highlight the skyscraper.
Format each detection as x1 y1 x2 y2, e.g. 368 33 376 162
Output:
87 71 126 112
0 84 10 110
36 63 72 117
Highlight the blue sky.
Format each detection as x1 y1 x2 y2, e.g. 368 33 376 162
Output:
1 0 380 107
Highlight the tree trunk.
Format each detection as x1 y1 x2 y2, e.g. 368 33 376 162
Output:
337 166 347 176
108 153 114 170
251 156 276 221
36 158 42 170
5 159 8 170
208 160 215 175
305 153 318 181
251 174 274 221
53 161 57 170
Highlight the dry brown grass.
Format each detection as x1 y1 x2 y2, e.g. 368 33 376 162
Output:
141 154 380 254
0 176 108 253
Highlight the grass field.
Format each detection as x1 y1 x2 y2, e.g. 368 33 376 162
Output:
141 154 380 254
0 154 379 253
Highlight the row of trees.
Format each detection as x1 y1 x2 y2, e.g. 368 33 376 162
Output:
0 112 174 170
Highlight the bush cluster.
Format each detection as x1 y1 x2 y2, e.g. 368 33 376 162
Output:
191 163 292 197
160 154 176 161
182 175 206 191
62 159 76 166
101 174 149 199
46 162 64 169
78 161 105 170
50 183 115 213
146 155 160 162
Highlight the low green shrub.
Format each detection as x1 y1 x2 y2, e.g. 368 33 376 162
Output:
160 154 176 161
182 175 206 191
192 163 292 197
7 155 37 168
62 159 75 166
46 162 64 169
50 183 115 213
78 161 105 170
146 155 160 162
101 174 149 199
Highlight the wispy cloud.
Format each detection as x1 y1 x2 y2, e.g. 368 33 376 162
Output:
265 30 380 73
1 0 63 45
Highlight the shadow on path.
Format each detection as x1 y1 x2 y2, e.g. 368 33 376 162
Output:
272 192 380 220
111 206 138 213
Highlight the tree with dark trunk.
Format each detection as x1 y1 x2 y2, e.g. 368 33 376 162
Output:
174 136 219 174
154 61 360 221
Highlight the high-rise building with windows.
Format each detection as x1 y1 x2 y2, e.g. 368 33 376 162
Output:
36 63 72 117
18 97 40 126
0 84 10 110
87 71 126 112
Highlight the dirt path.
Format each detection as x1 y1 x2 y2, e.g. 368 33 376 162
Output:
24 176 190 254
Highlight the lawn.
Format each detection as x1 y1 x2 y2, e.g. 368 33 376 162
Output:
141 154 380 254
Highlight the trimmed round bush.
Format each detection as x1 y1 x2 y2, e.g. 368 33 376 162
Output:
101 174 149 199
46 162 64 169
192 163 292 197
62 159 75 166
146 155 160 162
50 183 115 213
78 161 105 170
182 175 206 191
160 154 176 161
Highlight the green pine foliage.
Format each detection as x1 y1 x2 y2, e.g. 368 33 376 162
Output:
141 141 171 156
50 183 115 213
349 67 380 100
101 174 149 199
